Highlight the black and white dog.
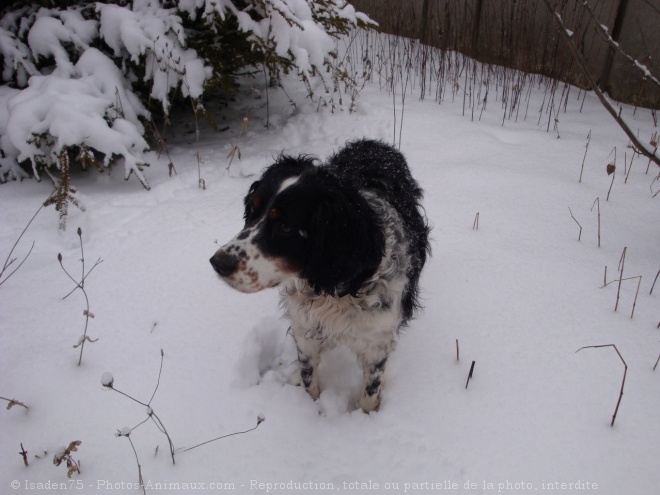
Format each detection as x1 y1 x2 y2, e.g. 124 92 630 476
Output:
210 139 430 412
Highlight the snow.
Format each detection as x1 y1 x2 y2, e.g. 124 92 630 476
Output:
1 37 660 495
6 68 150 184
101 372 114 388
96 1 211 112
0 0 366 188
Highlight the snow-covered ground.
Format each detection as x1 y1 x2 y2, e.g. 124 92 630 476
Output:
1 56 659 494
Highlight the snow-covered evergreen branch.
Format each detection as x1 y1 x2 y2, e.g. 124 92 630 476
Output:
0 0 370 221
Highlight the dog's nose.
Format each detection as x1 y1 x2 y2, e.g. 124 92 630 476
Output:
210 251 239 277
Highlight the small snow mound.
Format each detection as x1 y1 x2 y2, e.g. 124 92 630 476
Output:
100 371 114 387
232 317 297 388
317 346 362 416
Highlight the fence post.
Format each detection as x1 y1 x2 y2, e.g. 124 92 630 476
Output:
420 0 431 44
599 0 628 93
473 0 483 58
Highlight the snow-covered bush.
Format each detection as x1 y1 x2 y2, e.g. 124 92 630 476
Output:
0 0 371 226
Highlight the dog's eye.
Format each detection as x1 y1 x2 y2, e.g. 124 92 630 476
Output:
277 222 293 235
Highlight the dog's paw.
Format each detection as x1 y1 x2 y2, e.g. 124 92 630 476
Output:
358 392 381 413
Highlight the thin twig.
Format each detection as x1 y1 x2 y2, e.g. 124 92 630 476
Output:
103 351 176 465
606 152 616 201
576 344 627 427
568 207 582 241
116 431 146 495
624 150 635 184
630 275 642 319
127 436 146 495
579 131 591 183
148 349 165 406
1 396 29 410
650 269 659 295
62 260 102 300
615 247 627 312
182 416 265 453
590 198 600 247
19 443 29 467
58 228 101 365
226 116 249 172
465 361 476 390
107 387 148 408
150 412 175 465
0 193 50 286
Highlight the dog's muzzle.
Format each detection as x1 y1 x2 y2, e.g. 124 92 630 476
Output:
210 250 239 277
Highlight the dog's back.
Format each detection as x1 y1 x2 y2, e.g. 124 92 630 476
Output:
327 139 431 322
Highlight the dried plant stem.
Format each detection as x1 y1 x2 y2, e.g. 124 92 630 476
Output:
652 173 660 198
654 353 660 370
226 116 249 171
182 416 265 453
126 435 146 495
0 194 50 287
104 350 176 465
607 168 616 201
465 361 476 390
628 275 642 319
58 228 102 365
624 151 635 184
456 339 460 361
650 269 659 295
576 344 627 427
602 274 643 317
150 411 175 465
568 207 582 241
20 443 29 467
615 247 627 312
473 212 480 230
115 430 145 495
590 198 600 247
579 131 591 183
1 396 29 410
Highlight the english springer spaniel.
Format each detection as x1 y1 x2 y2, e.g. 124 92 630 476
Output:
210 139 430 412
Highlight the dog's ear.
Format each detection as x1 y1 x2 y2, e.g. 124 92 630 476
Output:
302 179 385 296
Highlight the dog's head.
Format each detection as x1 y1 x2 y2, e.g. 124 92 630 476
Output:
210 155 385 296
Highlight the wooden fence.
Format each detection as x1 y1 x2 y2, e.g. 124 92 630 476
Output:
350 0 660 109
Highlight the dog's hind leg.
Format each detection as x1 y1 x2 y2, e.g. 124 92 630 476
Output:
292 327 322 401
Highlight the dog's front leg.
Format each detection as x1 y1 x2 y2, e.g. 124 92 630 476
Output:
357 348 392 413
292 327 322 400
